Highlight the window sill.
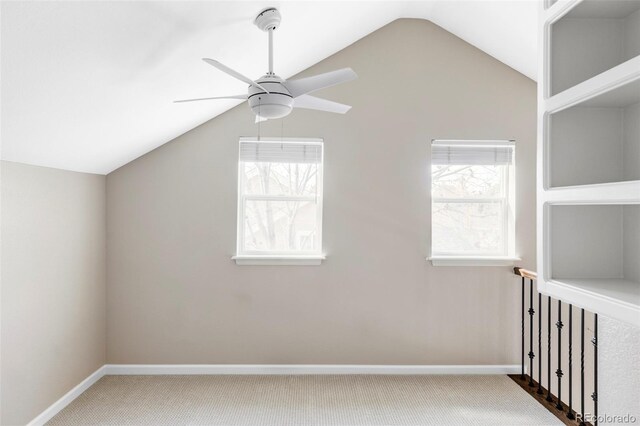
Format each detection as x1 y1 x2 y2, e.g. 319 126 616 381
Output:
427 256 520 267
232 255 326 266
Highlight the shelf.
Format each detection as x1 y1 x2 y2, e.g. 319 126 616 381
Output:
541 203 640 325
578 77 640 108
541 180 640 204
545 54 640 113
557 278 640 308
542 279 640 326
549 205 638 281
546 78 640 189
549 0 640 96
543 0 579 21
550 204 638 277
566 0 640 19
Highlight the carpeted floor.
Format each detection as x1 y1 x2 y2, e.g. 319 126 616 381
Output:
47 374 562 425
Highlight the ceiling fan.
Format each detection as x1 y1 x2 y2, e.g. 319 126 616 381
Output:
175 7 358 122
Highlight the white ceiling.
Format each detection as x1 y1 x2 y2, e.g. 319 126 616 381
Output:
1 1 538 175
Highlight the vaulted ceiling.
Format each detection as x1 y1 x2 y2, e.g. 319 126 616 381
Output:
1 1 537 174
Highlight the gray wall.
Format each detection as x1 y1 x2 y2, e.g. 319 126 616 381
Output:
106 19 537 365
1 161 106 425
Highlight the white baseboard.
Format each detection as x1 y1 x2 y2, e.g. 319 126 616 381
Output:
27 365 106 426
28 363 520 424
104 364 521 375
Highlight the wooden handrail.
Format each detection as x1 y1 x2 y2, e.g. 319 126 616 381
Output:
514 267 537 280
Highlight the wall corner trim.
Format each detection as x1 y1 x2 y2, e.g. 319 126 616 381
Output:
27 363 520 424
27 365 106 426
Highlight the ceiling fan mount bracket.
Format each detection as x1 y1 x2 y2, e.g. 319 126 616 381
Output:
254 7 281 32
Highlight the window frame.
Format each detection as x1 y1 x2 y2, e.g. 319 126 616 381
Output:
234 137 325 265
429 139 518 266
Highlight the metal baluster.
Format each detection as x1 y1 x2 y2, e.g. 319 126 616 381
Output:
567 304 575 419
592 313 598 426
556 300 564 411
537 291 543 395
546 295 553 403
521 276 525 380
580 308 586 426
528 279 535 387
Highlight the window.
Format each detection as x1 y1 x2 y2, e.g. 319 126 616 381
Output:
430 140 516 265
234 138 324 265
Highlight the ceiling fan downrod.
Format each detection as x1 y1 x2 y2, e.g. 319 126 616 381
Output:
254 7 281 75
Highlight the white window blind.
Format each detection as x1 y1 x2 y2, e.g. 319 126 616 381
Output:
236 138 324 257
430 139 516 258
240 141 322 164
431 140 514 166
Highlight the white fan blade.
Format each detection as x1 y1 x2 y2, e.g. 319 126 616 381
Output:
285 68 357 98
174 94 248 103
255 115 268 123
293 94 352 114
202 58 269 93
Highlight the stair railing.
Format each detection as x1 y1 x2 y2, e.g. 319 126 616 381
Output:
513 267 598 426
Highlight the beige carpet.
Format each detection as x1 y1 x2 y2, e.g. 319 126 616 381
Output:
47 375 562 425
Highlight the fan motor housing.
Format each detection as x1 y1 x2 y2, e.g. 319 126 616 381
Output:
248 75 293 119
254 8 281 32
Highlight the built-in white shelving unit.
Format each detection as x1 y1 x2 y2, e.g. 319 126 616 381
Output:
549 0 640 95
549 79 640 189
538 0 640 326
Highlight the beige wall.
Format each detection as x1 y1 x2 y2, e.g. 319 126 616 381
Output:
106 19 536 364
1 162 106 425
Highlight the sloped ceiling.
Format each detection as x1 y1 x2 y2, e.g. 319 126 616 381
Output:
0 1 537 174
